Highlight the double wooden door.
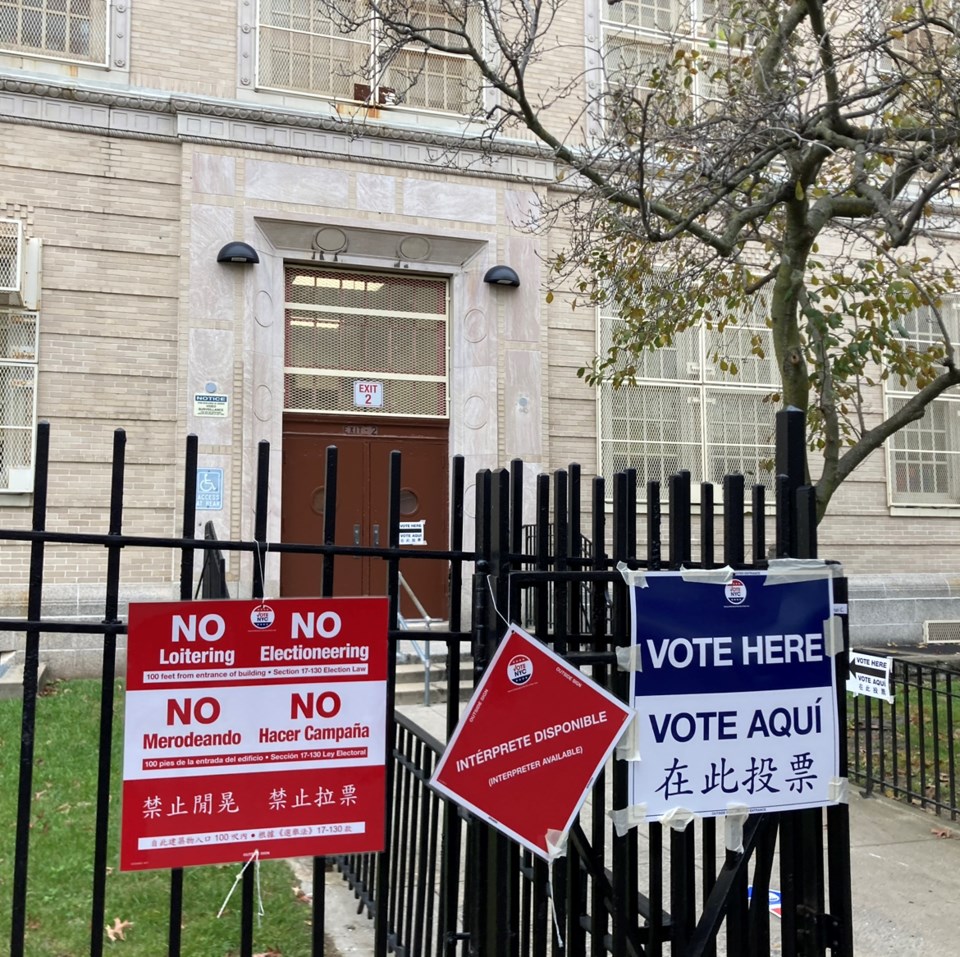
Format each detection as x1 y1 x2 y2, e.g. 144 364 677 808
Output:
280 416 449 620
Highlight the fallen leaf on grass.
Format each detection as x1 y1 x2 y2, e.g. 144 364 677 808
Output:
292 885 312 904
931 827 955 839
105 918 133 942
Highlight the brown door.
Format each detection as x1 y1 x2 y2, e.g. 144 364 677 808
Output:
280 415 449 619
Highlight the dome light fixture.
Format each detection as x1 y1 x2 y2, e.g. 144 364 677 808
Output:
483 264 520 287
216 241 260 264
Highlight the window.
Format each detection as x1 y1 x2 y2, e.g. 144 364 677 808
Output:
0 0 107 64
257 0 483 114
600 0 731 135
598 293 777 496
602 0 726 40
886 299 960 506
284 267 449 418
0 307 38 493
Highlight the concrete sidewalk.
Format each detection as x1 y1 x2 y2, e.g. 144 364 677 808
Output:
847 790 960 956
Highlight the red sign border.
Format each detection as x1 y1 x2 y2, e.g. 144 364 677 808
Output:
120 596 389 870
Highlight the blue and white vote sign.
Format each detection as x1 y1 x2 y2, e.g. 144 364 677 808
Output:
627 570 839 820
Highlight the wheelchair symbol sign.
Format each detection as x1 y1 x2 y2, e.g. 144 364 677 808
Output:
196 469 224 510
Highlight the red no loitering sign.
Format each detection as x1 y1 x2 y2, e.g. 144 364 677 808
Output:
430 625 634 860
121 597 388 870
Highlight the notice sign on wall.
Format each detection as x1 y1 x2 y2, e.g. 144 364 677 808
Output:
430 625 633 860
627 571 840 820
121 597 388 871
193 393 229 418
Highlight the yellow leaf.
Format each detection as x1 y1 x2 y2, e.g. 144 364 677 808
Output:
105 918 133 943
795 181 805 200
545 290 554 304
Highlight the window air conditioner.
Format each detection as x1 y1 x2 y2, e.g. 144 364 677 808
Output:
0 219 42 310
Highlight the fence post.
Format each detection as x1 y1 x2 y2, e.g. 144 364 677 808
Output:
90 429 127 957
168 433 199 957
9 422 49 957
774 407 850 957
774 409 816 957
468 469 491 956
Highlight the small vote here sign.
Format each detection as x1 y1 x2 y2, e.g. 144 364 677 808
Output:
121 597 388 870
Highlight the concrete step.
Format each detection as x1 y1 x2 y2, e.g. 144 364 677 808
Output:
0 654 50 701
394 658 474 706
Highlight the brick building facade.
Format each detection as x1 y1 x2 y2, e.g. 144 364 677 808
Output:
1 0 958 672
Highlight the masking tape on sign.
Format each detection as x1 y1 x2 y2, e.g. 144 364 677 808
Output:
828 777 849 804
680 565 736 584
615 711 642 762
609 803 647 837
823 615 843 657
617 561 648 589
660 806 695 832
615 645 638 673
545 828 568 861
725 803 749 854
615 561 643 676
763 558 836 584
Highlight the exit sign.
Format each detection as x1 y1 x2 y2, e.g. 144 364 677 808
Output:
353 380 384 408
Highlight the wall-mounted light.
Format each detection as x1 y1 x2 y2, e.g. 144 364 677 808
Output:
216 241 260 264
483 264 520 287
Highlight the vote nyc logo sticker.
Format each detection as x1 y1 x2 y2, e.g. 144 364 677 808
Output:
724 579 747 606
250 603 276 629
507 654 533 686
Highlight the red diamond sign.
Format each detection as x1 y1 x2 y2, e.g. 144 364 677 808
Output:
430 625 633 860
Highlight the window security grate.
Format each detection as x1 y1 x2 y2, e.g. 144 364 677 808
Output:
0 0 107 63
257 0 482 114
0 308 38 491
598 293 777 498
0 219 20 293
886 297 960 506
283 267 448 418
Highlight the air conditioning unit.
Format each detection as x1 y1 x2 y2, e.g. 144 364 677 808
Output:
0 219 42 311
922 620 960 644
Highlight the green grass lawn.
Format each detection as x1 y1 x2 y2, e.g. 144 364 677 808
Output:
847 681 960 810
0 680 324 956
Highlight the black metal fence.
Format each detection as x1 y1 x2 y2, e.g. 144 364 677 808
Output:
2 413 853 957
849 656 960 820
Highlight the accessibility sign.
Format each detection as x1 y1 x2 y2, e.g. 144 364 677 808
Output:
430 625 633 860
846 652 894 703
195 468 223 511
626 570 841 820
121 597 388 870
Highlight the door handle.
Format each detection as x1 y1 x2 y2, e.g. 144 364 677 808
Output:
372 524 380 547
353 524 361 545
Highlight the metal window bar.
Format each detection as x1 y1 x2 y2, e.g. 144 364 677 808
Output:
0 0 107 63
